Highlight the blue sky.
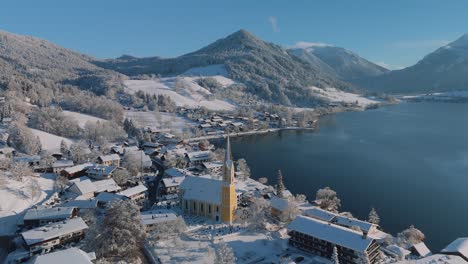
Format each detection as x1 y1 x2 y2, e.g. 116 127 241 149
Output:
1 0 467 69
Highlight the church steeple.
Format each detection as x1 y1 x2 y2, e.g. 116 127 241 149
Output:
223 135 234 185
221 135 236 223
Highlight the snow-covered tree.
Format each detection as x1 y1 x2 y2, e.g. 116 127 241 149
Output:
10 162 32 182
198 139 210 151
368 208 380 225
236 158 251 180
315 187 341 213
54 175 69 192
332 246 340 264
85 200 146 259
355 252 370 264
214 242 236 264
276 170 285 198
258 177 268 184
280 197 300 222
247 197 271 230
60 139 69 155
69 141 91 163
7 122 42 155
148 217 187 240
295 194 307 203
398 225 425 245
27 178 41 201
112 169 130 186
122 151 146 176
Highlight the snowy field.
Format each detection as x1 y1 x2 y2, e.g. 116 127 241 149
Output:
150 236 215 264
124 74 236 111
62 110 106 128
124 110 196 132
0 174 56 235
309 87 379 107
30 128 74 152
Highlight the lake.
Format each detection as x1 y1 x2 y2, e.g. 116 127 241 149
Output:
228 102 468 251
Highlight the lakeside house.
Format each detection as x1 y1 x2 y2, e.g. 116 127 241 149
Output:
184 150 213 166
61 163 94 179
21 217 88 254
441 238 468 262
287 215 380 264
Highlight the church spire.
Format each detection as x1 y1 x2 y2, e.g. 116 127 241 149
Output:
225 135 233 164
223 135 234 184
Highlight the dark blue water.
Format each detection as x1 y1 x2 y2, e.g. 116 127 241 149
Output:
229 102 468 251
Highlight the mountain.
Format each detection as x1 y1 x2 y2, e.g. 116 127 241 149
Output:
358 34 468 93
96 29 351 106
0 30 124 98
289 45 388 81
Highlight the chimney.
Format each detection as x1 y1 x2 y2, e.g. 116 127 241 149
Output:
362 230 368 239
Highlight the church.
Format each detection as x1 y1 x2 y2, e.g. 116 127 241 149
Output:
179 137 237 223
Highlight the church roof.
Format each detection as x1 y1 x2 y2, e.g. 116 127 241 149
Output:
180 176 222 205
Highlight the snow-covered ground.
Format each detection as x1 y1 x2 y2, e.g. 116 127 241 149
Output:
124 110 196 132
30 128 74 152
309 87 379 107
150 236 215 264
182 64 235 87
124 76 236 111
0 174 56 235
62 110 106 128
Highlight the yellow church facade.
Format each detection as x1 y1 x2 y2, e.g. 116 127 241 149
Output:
179 136 237 223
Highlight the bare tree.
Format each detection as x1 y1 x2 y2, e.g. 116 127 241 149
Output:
27 178 41 201
258 177 268 184
398 225 425 245
332 246 340 264
54 175 69 192
113 169 130 186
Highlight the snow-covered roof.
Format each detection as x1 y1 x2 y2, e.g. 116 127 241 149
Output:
442 238 468 259
23 207 75 221
202 161 223 169
162 176 185 188
287 215 374 253
399 254 466 264
86 165 117 176
21 217 88 246
111 145 124 154
387 245 411 257
0 147 15 154
141 210 178 226
92 178 121 193
31 247 95 264
51 159 74 169
63 198 98 209
13 155 41 163
68 180 96 195
303 207 337 222
164 168 186 177
98 154 120 162
303 207 376 233
95 192 126 203
186 151 212 162
270 196 289 211
124 146 140 153
64 163 94 175
412 242 432 257
180 176 222 205
118 185 148 198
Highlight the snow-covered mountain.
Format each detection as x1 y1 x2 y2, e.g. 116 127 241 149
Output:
96 29 352 106
289 45 388 81
358 34 468 93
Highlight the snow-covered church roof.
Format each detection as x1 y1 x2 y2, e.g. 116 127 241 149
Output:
180 175 222 205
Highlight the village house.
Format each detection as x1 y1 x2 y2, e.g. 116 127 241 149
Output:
287 215 380 264
51 159 74 174
0 147 15 157
95 192 127 207
93 178 121 193
61 163 94 179
161 176 185 195
96 154 120 167
118 184 148 201
13 155 41 167
185 150 213 166
86 165 117 180
202 161 224 174
179 137 237 223
20 217 88 255
140 209 178 232
20 207 78 229
31 247 96 264
66 180 97 199
441 238 468 262
163 167 186 178
111 145 124 155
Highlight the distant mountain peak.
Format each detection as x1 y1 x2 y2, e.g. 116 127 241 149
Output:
450 33 468 47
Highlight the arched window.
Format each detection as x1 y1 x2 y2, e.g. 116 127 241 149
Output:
201 203 204 212
208 205 212 214
185 201 188 210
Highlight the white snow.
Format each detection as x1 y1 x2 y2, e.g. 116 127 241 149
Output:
62 111 106 128
309 87 379 107
30 128 74 152
124 77 236 111
124 110 196 132
0 174 56 235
